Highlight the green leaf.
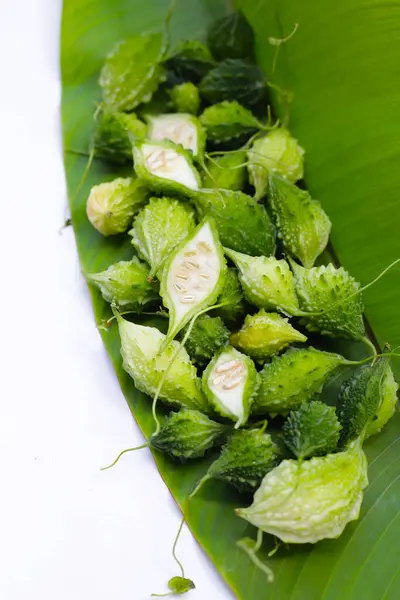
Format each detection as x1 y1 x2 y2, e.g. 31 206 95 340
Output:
62 0 400 598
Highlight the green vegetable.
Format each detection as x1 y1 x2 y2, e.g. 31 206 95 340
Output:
365 363 398 437
207 10 254 61
237 441 368 544
254 347 344 415
337 355 392 446
290 260 365 340
194 428 280 494
230 310 307 361
268 175 331 268
248 128 305 200
145 113 205 160
202 346 259 428
87 257 159 310
165 576 195 595
150 409 226 461
224 248 299 314
202 152 247 191
283 401 342 459
169 82 200 114
199 101 263 144
164 40 215 84
129 197 195 278
199 59 266 109
133 139 201 195
194 188 276 256
86 177 147 236
99 34 166 111
93 110 147 164
115 314 207 411
213 268 246 324
160 219 227 342
181 315 230 367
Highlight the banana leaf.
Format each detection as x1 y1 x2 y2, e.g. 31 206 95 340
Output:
61 1 400 598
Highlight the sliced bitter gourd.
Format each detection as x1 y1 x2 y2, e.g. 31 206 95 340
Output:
160 218 227 342
133 139 201 195
202 346 259 428
145 113 205 160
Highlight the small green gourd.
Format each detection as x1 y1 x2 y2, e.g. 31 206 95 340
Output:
202 346 259 428
86 177 147 236
150 409 227 461
248 128 305 200
199 101 264 144
194 188 276 257
164 40 215 84
192 428 280 495
224 248 300 315
99 33 166 112
160 219 227 342
283 401 342 459
365 363 398 437
202 152 247 191
133 140 202 195
268 175 331 268
290 259 365 341
169 82 200 114
87 257 159 311
213 268 246 325
115 313 207 412
180 315 230 366
230 310 307 361
93 110 147 164
253 347 345 415
129 197 195 278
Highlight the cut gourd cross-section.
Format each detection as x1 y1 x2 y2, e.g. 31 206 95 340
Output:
146 113 205 160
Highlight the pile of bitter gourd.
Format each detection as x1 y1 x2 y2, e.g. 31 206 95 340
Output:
82 8 398 580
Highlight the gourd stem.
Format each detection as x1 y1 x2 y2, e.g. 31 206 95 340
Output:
71 146 95 203
342 352 400 367
361 336 378 358
188 473 211 500
236 531 274 583
100 444 149 471
172 515 186 579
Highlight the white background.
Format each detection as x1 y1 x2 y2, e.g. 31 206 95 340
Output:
0 1 231 598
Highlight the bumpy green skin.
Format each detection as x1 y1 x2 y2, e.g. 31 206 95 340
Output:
116 316 207 411
230 310 307 361
202 152 247 191
133 139 202 196
164 40 215 84
365 365 398 437
181 315 230 367
87 257 159 311
202 346 260 428
337 356 391 446
290 260 365 340
160 219 227 342
207 10 254 61
99 34 166 112
145 113 205 161
86 177 147 236
169 82 200 114
129 197 195 278
199 59 266 109
283 401 342 459
199 101 262 144
167 577 196 594
213 268 246 324
150 409 226 461
194 188 276 256
237 442 368 544
117 112 148 142
93 111 145 164
248 128 305 200
268 175 331 268
253 347 344 415
207 428 280 492
224 248 299 315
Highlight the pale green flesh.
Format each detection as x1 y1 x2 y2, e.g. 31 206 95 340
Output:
140 143 200 190
148 114 200 155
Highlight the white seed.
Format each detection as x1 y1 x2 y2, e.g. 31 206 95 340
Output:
184 250 197 257
222 377 243 390
199 272 210 279
181 294 195 303
173 282 187 292
215 359 241 373
213 374 226 387
184 260 200 270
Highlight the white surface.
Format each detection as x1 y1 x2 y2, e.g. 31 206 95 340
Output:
0 2 231 598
